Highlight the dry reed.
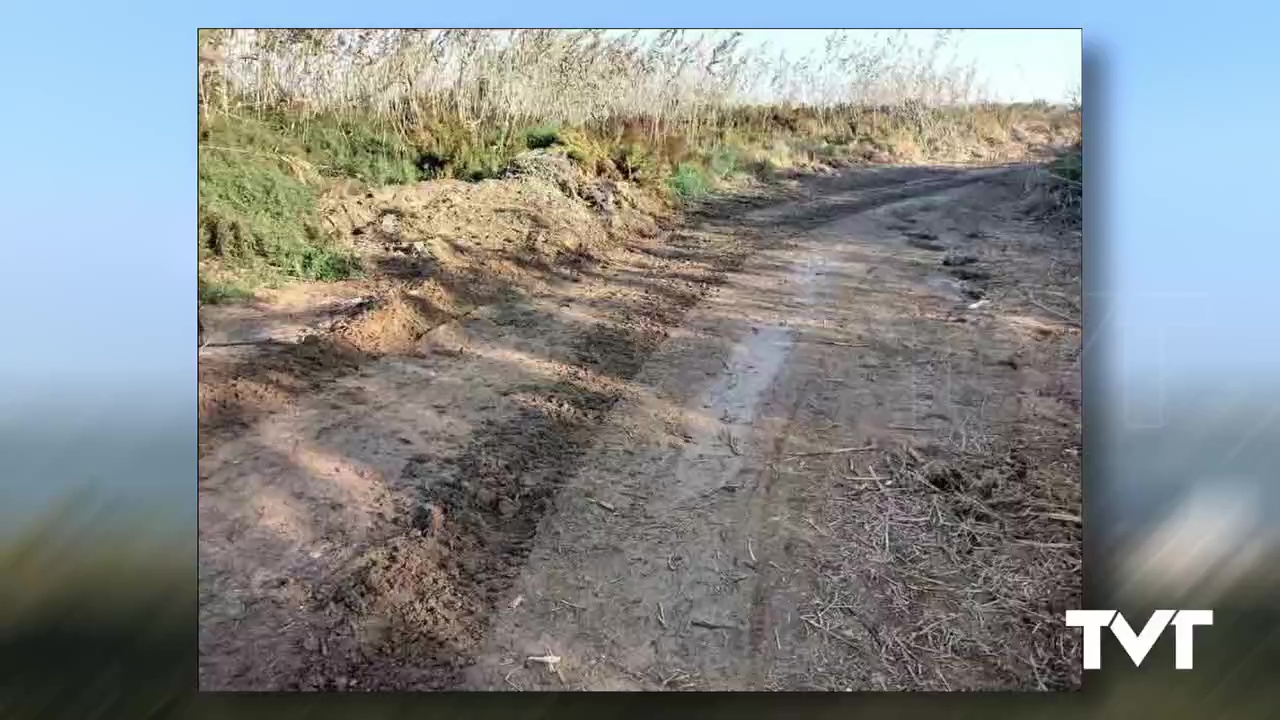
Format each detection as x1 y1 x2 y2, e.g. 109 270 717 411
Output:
200 30 1023 137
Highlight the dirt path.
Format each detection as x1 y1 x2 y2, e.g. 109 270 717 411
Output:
198 165 1080 691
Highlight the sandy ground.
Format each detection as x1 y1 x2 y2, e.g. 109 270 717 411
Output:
198 164 1081 691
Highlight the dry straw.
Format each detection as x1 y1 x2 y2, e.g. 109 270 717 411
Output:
200 29 991 134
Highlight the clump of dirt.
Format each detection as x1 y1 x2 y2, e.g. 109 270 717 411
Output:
305 532 484 690
319 155 676 302
323 175 612 267
605 179 669 236
330 291 450 356
200 289 458 445
417 320 469 357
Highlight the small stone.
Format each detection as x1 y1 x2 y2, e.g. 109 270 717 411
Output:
379 214 401 236
498 498 519 518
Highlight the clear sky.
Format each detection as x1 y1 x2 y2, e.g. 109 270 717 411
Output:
594 29 1080 102
728 29 1081 102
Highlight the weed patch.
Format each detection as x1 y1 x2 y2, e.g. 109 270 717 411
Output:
295 116 421 185
667 163 712 200
198 119 362 289
523 123 562 150
198 275 257 304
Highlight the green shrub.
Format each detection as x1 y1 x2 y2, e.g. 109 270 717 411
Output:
456 144 511 181
523 123 562 150
409 119 521 181
294 115 421 184
198 143 360 284
198 275 256 304
667 163 711 200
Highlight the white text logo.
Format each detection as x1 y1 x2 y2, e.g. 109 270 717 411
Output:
1065 610 1213 669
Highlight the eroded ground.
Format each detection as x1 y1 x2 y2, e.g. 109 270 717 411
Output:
198 164 1081 691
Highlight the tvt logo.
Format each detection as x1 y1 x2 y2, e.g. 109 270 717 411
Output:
1065 610 1213 669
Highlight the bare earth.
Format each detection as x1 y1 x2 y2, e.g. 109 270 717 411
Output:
198 164 1081 691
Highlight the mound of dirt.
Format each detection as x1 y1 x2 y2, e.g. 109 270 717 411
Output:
310 532 486 691
199 167 680 462
320 154 675 292
323 175 611 267
331 291 451 356
417 320 469 357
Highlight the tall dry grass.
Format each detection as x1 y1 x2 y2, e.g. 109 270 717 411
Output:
201 30 993 135
196 29 1080 298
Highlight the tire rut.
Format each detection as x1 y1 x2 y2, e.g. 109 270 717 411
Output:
463 167 1027 691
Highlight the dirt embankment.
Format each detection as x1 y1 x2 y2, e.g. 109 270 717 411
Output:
198 148 1080 690
198 148 769 689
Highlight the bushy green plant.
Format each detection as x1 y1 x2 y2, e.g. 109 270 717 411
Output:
410 119 521 180
523 123 562 150
294 115 421 184
667 163 711 199
198 142 360 284
198 276 256 304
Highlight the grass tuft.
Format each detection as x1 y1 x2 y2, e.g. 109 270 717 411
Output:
523 123 562 150
198 117 362 291
198 276 257 305
667 163 712 199
296 116 421 185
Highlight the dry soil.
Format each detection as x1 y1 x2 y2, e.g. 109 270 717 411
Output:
198 163 1081 691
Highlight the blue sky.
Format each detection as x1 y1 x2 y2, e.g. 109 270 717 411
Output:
592 29 1081 102
937 29 1080 102
730 29 1081 102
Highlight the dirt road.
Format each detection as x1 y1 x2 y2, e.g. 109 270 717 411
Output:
198 165 1081 691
